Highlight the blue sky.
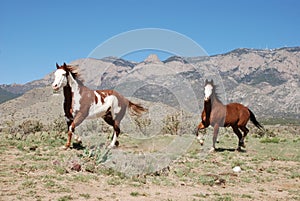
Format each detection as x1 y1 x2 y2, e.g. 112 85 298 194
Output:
0 0 300 84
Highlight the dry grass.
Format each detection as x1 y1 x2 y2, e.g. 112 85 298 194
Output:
0 120 299 201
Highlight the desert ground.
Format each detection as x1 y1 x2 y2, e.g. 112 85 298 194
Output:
0 121 299 201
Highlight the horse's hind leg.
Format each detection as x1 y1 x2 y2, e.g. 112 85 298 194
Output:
103 111 116 148
108 120 120 148
239 126 249 147
106 104 125 149
232 125 244 150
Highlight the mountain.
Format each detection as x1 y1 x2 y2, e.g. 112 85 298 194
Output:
0 73 53 103
0 47 299 125
0 87 21 104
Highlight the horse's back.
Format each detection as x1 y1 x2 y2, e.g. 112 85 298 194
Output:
225 103 250 126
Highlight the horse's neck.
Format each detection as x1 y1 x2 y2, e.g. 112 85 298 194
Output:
211 94 224 108
204 100 211 114
203 100 212 124
67 74 85 113
67 74 81 92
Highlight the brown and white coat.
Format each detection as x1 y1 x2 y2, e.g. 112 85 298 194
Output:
52 63 147 149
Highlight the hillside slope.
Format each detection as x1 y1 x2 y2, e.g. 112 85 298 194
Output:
0 47 299 124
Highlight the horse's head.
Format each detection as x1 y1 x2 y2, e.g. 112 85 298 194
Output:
52 63 68 91
204 79 214 102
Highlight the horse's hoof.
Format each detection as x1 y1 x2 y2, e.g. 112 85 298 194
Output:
74 135 82 144
115 140 119 147
239 142 246 148
209 147 215 153
61 145 70 150
237 147 243 152
107 144 116 149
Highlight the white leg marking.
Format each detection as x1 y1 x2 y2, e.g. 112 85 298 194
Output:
74 135 82 143
209 147 215 153
69 125 73 132
108 132 117 149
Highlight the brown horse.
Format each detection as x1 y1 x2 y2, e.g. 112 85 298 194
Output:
196 79 263 151
52 63 147 149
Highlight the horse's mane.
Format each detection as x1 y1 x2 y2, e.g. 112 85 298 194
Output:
64 64 84 85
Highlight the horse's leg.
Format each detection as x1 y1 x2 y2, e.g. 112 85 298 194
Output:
239 126 249 148
110 102 126 148
109 120 120 148
64 112 86 149
211 124 219 152
196 121 206 135
64 119 73 149
232 125 244 151
65 121 73 149
103 109 118 149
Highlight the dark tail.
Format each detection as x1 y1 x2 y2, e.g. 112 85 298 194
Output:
248 109 264 130
128 101 148 116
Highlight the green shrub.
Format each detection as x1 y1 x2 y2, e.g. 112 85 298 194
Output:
163 113 180 135
19 120 43 135
52 115 67 133
260 137 280 143
134 116 151 134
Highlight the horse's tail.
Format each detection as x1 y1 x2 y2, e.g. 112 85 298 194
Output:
248 109 264 130
128 101 148 116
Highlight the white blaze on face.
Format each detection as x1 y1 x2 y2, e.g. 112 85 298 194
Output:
52 69 67 91
204 84 213 101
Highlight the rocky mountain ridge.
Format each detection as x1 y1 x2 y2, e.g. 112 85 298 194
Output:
0 47 299 123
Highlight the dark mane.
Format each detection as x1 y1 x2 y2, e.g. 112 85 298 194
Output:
64 64 84 84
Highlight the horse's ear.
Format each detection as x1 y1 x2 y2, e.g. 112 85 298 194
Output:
205 79 208 84
56 63 60 69
63 62 67 67
211 79 214 84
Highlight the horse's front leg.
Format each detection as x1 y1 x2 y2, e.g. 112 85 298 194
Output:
64 112 86 149
64 122 74 149
195 121 205 135
211 124 219 152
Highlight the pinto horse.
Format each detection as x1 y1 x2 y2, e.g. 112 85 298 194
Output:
52 63 147 149
196 79 263 151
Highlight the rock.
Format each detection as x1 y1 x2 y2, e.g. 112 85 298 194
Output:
16 132 22 140
215 178 226 185
7 134 13 140
52 160 60 166
233 166 241 173
29 145 38 151
85 161 96 173
71 162 81 172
